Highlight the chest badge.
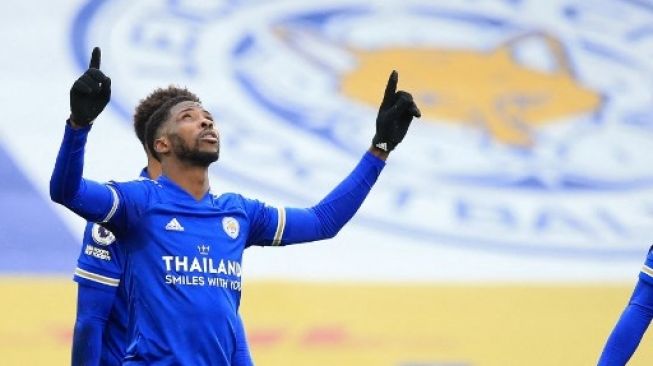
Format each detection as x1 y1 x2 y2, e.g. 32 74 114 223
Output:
222 217 240 239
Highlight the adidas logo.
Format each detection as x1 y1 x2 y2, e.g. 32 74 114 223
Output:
165 218 184 232
375 142 388 151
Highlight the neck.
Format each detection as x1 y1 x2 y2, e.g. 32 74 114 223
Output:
161 158 210 201
145 155 162 180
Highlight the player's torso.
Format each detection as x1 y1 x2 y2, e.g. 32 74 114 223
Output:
127 195 249 309
122 193 249 363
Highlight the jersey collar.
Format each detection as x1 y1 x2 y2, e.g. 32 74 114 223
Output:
139 167 149 179
156 175 213 204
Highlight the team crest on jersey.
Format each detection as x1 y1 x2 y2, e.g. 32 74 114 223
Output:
222 217 239 239
91 223 115 246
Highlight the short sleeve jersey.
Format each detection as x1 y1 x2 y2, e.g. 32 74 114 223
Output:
104 175 284 365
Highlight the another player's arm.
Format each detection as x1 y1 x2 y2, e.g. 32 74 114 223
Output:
72 222 123 366
598 254 653 365
248 71 420 246
72 284 117 366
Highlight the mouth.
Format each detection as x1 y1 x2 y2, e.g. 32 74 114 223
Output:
199 132 219 144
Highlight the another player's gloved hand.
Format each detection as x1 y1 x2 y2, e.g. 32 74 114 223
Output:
69 47 111 126
372 70 421 152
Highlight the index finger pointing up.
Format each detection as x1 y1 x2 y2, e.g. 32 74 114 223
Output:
381 70 398 107
89 47 101 69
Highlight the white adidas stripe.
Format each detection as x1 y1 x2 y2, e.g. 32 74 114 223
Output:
101 185 120 223
272 207 286 246
74 267 120 287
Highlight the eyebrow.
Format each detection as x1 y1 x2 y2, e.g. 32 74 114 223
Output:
177 107 196 114
175 106 213 120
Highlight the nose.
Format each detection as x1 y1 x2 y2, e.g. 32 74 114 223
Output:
200 118 214 130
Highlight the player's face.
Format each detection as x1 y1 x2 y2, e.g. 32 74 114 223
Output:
166 101 219 167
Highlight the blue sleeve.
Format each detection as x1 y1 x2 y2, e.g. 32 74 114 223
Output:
50 123 117 223
72 283 117 366
245 151 384 246
638 246 653 286
50 123 151 235
598 270 653 365
74 222 123 289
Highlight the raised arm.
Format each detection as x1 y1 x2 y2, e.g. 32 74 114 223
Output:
50 47 115 223
285 70 420 242
280 150 385 242
247 71 420 246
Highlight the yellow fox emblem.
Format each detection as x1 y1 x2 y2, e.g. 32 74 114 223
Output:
341 33 601 147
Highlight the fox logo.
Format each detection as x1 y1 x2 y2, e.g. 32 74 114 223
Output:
280 29 602 148
222 217 239 239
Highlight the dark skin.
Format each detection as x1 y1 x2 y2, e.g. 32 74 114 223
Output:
368 146 390 161
151 101 217 199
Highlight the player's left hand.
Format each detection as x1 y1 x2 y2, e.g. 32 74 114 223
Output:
69 47 112 126
372 70 421 153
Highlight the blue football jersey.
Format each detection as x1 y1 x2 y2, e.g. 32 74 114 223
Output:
104 176 284 365
51 123 384 365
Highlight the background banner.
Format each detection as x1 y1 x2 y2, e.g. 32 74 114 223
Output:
2 0 653 364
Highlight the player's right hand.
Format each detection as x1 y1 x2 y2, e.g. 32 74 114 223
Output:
69 47 111 126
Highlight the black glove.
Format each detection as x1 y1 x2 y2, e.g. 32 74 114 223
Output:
69 47 111 126
372 70 421 152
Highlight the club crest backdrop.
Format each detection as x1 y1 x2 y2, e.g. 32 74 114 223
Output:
1 0 653 365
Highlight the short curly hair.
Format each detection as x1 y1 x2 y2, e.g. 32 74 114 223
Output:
133 86 201 150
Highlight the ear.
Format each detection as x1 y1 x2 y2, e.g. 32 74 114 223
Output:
154 135 171 157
